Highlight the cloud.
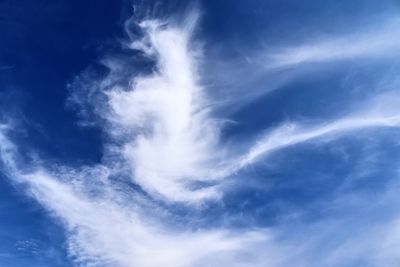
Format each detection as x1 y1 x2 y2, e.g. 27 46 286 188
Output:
232 113 400 174
0 10 278 267
266 19 400 69
1 5 400 267
106 18 223 202
71 9 400 204
0 132 278 267
200 18 400 114
66 9 227 203
0 123 18 174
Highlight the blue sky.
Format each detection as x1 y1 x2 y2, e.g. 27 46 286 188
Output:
1 1 400 266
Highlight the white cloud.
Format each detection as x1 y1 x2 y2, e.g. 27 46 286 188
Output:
103 14 225 203
0 11 280 267
266 19 400 69
232 114 400 174
1 6 400 267
97 13 400 204
0 127 277 267
200 19 400 114
3 160 277 267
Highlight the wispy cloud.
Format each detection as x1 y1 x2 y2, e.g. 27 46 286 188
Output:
0 129 278 267
22 169 274 267
1 5 400 267
233 113 400 174
266 19 400 69
201 18 400 113
0 10 278 267
105 13 224 202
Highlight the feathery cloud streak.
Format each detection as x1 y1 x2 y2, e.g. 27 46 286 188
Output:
1 5 400 267
233 114 400 174
266 19 400 69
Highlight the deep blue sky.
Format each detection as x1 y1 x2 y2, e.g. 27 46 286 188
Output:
1 1 400 266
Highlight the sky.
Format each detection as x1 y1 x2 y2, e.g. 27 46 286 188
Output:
1 0 400 266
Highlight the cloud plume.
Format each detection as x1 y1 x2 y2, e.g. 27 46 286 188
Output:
1 4 400 267
105 14 224 202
